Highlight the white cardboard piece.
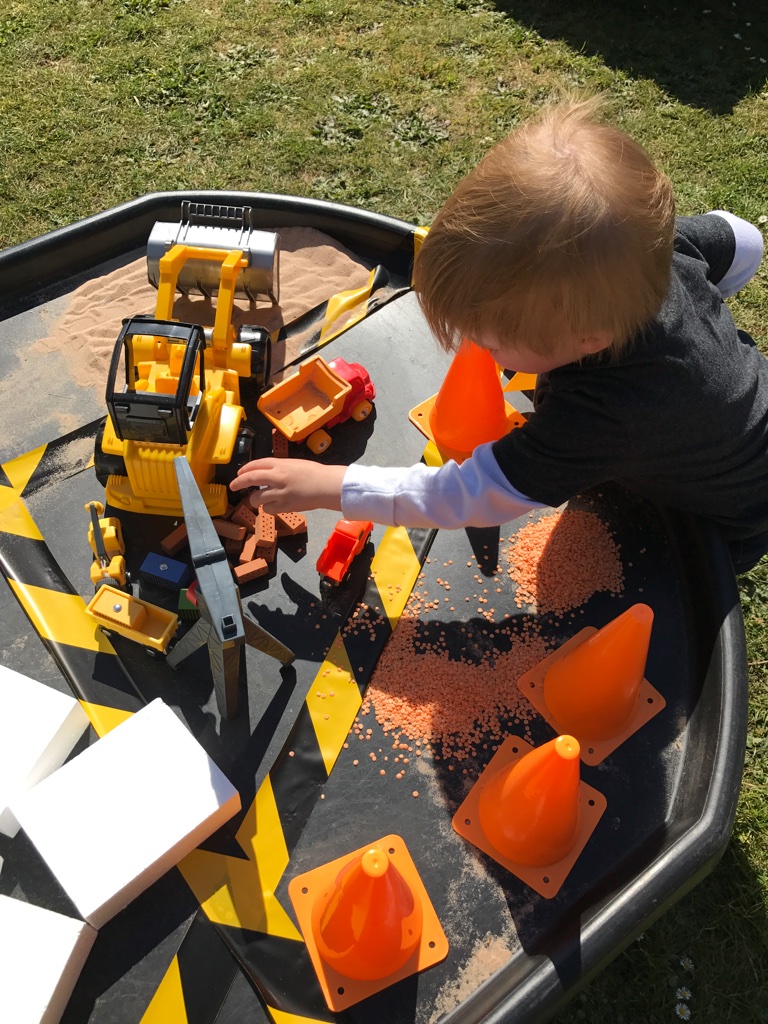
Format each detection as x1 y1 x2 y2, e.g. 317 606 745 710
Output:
0 895 97 1024
0 664 90 837
11 698 240 928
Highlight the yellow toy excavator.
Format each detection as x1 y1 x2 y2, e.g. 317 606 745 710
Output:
94 204 275 518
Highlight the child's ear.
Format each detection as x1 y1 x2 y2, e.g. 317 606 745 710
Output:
579 331 614 356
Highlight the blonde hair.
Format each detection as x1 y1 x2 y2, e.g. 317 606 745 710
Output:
414 95 675 355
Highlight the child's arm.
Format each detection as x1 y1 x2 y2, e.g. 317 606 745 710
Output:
230 442 546 528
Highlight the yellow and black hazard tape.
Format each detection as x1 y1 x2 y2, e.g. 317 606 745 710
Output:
0 420 145 736
139 910 243 1024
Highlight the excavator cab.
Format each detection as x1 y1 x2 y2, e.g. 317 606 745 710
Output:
106 317 205 447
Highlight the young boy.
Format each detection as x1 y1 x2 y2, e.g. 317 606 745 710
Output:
231 97 767 574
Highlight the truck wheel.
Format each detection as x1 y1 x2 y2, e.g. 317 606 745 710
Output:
351 399 373 422
95 577 119 591
215 425 256 489
94 421 127 487
307 429 332 455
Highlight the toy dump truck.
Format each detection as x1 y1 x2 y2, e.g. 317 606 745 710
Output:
257 355 375 454
95 204 276 517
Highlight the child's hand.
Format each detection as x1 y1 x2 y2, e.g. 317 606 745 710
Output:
229 458 347 514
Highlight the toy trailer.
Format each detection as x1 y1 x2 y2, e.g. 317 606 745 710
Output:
84 585 179 654
258 355 374 454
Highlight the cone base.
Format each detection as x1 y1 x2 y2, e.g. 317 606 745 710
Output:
409 392 526 465
517 627 667 765
288 834 449 1012
503 371 538 391
453 736 607 899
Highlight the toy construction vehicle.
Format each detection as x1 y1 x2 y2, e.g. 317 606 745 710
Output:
316 519 373 585
258 355 375 454
85 585 179 655
85 500 129 591
95 204 276 518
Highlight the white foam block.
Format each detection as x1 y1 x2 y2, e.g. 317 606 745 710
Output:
12 698 240 928
0 665 90 837
0 895 97 1024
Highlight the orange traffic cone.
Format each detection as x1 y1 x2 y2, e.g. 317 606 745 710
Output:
312 845 422 981
544 603 654 742
453 735 606 898
409 339 524 463
479 735 581 867
517 603 666 765
289 835 448 1011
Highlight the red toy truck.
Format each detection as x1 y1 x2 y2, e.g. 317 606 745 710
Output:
257 355 375 454
316 519 374 585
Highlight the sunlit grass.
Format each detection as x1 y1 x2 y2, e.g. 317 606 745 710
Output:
1 0 767 1018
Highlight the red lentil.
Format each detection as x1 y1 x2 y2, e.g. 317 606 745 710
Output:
506 509 623 616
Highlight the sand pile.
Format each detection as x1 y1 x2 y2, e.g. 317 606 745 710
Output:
29 226 373 392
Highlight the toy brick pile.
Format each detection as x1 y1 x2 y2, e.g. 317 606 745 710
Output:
161 429 306 586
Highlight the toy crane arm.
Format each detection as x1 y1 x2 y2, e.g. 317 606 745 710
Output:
85 501 109 568
173 457 244 646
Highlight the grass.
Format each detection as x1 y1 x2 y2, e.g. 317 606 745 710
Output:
1 0 767 1020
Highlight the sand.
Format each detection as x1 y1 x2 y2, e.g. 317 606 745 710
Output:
28 226 373 393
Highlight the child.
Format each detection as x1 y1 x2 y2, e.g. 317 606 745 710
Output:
231 96 768 575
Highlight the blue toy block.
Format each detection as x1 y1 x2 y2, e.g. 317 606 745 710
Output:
139 552 191 591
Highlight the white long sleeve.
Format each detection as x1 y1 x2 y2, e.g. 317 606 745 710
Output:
708 210 764 297
341 441 546 529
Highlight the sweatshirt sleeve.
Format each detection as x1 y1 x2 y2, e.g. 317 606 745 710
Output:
707 211 764 297
341 441 547 529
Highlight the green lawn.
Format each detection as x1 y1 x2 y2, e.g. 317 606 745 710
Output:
2 0 767 1020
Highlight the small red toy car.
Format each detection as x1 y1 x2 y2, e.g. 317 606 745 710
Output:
316 519 374 585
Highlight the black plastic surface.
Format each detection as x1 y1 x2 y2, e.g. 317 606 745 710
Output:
0 193 748 1024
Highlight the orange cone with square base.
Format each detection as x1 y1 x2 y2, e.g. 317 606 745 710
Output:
312 846 422 981
543 603 654 742
409 339 524 462
479 735 581 866
289 835 449 1011
453 735 606 897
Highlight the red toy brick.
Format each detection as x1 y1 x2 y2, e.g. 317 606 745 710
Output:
224 537 244 559
255 539 277 563
231 501 259 532
213 519 247 542
234 558 269 584
275 511 308 537
256 513 276 544
240 534 258 564
272 428 290 459
160 522 188 556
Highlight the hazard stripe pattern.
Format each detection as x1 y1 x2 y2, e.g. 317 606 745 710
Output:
0 423 145 731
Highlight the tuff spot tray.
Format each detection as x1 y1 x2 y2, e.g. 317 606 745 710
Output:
0 192 748 1024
